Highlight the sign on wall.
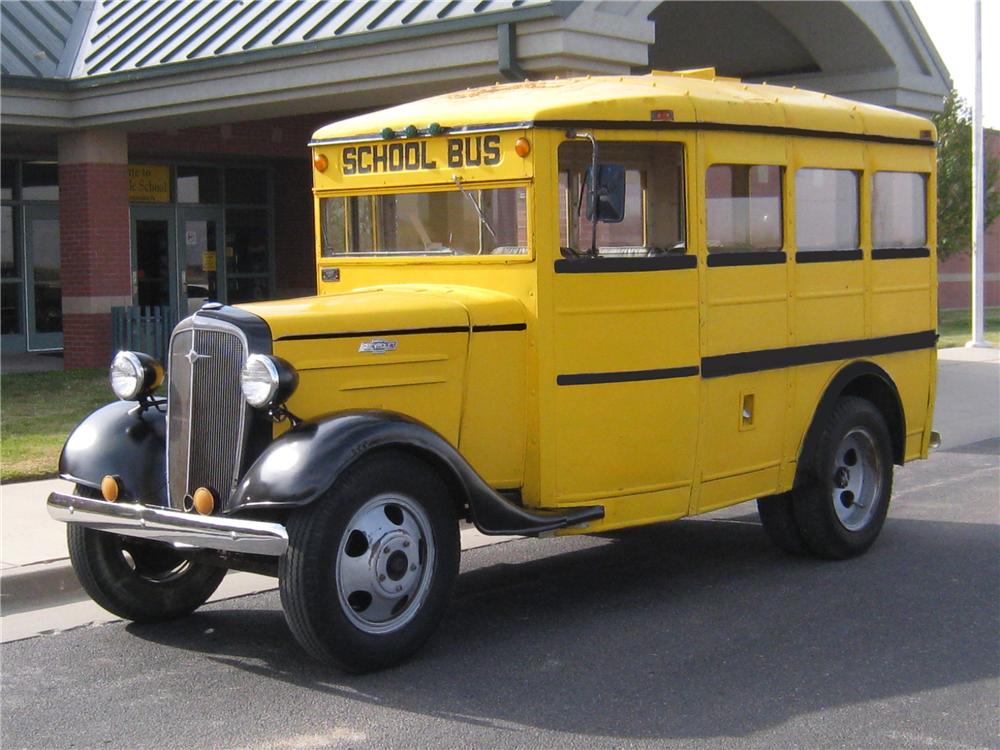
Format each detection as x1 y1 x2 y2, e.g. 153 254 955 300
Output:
128 165 170 203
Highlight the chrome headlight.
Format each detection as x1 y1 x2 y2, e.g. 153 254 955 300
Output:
240 354 298 409
109 351 164 401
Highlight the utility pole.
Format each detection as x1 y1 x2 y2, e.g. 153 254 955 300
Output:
967 0 989 347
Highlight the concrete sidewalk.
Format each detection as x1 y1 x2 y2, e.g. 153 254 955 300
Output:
2 347 996 641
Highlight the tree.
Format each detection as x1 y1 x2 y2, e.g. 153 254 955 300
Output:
933 90 1000 259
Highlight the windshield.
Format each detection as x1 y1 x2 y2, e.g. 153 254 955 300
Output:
320 186 527 257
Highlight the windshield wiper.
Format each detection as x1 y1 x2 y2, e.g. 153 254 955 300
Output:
452 176 498 244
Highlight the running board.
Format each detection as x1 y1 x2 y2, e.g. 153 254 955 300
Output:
466 484 604 536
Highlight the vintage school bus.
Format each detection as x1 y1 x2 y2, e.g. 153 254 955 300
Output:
49 70 939 672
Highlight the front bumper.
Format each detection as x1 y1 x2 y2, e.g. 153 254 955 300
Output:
47 492 288 556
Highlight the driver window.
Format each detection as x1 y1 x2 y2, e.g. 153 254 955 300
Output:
558 141 685 257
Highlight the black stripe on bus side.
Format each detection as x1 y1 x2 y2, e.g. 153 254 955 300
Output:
554 255 697 274
701 330 937 378
472 323 527 333
795 249 863 263
557 366 700 386
872 247 931 260
707 251 786 268
275 323 525 342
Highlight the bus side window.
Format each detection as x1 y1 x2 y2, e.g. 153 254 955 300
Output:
706 164 783 253
558 141 685 258
872 172 927 249
795 168 860 253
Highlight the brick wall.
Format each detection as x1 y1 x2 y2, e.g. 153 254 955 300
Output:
59 162 131 368
273 159 316 298
938 129 1000 310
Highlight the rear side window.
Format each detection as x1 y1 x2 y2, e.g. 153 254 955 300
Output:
706 164 783 252
872 172 927 248
795 168 859 252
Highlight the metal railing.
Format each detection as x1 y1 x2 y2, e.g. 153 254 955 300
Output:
111 305 175 362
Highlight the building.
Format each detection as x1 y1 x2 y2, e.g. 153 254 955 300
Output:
1 0 951 366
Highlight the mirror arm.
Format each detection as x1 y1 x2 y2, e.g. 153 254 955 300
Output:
567 130 600 256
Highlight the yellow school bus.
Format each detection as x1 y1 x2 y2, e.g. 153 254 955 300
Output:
49 70 938 672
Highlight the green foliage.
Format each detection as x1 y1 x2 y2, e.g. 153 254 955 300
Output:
933 90 1000 259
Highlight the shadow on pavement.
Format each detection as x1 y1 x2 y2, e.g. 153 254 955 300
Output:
125 513 1000 742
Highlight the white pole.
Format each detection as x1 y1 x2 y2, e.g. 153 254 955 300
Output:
967 0 989 347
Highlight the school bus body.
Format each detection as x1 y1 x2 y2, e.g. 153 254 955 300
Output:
275 70 937 533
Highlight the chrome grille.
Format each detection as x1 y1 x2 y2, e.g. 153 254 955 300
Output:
167 319 249 511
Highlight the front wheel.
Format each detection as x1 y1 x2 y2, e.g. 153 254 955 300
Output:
279 450 460 673
67 487 227 623
792 397 894 559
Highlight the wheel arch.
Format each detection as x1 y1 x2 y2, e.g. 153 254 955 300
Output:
796 361 905 488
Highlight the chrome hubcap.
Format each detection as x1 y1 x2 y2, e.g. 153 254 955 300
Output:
335 494 434 634
831 427 882 531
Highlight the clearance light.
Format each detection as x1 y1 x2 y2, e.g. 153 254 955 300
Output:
404 125 418 138
381 127 395 140
313 153 329 172
101 475 121 502
428 122 443 136
192 487 216 515
515 137 531 157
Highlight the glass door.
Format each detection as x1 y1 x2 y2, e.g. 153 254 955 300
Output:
23 204 62 350
131 205 175 310
178 207 223 315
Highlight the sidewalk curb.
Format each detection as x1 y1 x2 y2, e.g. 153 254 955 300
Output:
1 559 85 616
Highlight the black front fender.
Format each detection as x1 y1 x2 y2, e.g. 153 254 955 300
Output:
59 399 167 506
228 410 603 536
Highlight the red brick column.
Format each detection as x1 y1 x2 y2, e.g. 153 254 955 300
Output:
58 131 131 368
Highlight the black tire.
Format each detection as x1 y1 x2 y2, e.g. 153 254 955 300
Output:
791 396 894 559
279 450 460 673
756 492 809 555
66 486 227 623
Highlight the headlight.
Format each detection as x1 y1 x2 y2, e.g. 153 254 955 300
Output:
109 351 164 401
240 354 298 409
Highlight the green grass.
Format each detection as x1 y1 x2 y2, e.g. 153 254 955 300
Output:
0 368 112 483
937 307 1000 349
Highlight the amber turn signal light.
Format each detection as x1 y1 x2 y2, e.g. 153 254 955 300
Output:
101 475 121 502
313 153 329 172
514 137 531 157
192 487 216 515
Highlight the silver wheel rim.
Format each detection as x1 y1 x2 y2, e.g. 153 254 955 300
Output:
335 493 435 635
831 427 882 531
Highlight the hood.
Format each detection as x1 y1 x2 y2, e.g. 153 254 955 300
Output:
237 284 526 343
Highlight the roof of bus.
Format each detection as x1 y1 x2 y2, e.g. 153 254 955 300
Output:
311 69 935 145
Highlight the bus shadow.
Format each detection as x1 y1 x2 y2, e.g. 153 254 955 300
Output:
129 514 999 741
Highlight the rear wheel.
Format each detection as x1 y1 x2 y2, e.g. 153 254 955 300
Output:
279 450 460 673
792 397 894 559
67 486 227 623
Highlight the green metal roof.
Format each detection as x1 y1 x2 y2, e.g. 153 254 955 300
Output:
1 1 84 78
1 0 565 84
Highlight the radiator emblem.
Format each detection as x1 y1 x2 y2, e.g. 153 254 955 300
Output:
184 345 212 365
358 339 398 354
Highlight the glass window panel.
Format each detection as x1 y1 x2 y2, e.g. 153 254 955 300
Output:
1 160 15 200
706 164 783 252
135 219 171 307
2 281 22 335
176 166 221 204
320 186 528 257
225 209 269 274
29 216 61 334
795 168 859 251
872 172 927 248
21 162 58 201
225 168 267 205
557 141 685 258
226 276 269 304
2 206 19 279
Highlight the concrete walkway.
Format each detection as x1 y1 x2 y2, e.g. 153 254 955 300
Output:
1 347 996 641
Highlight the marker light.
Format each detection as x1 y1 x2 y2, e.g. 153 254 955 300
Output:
515 137 531 157
428 122 443 136
381 127 395 140
404 125 418 138
313 153 329 172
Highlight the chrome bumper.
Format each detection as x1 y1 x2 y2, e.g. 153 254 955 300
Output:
47 492 288 556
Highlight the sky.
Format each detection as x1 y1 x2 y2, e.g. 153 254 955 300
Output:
910 0 999 127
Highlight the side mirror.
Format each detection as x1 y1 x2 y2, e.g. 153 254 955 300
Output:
585 164 626 223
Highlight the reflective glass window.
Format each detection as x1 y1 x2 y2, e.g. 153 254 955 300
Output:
21 162 58 200
872 172 927 248
177 166 221 204
795 168 859 252
706 164 783 252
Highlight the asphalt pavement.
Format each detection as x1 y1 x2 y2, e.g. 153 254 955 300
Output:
1 347 997 749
